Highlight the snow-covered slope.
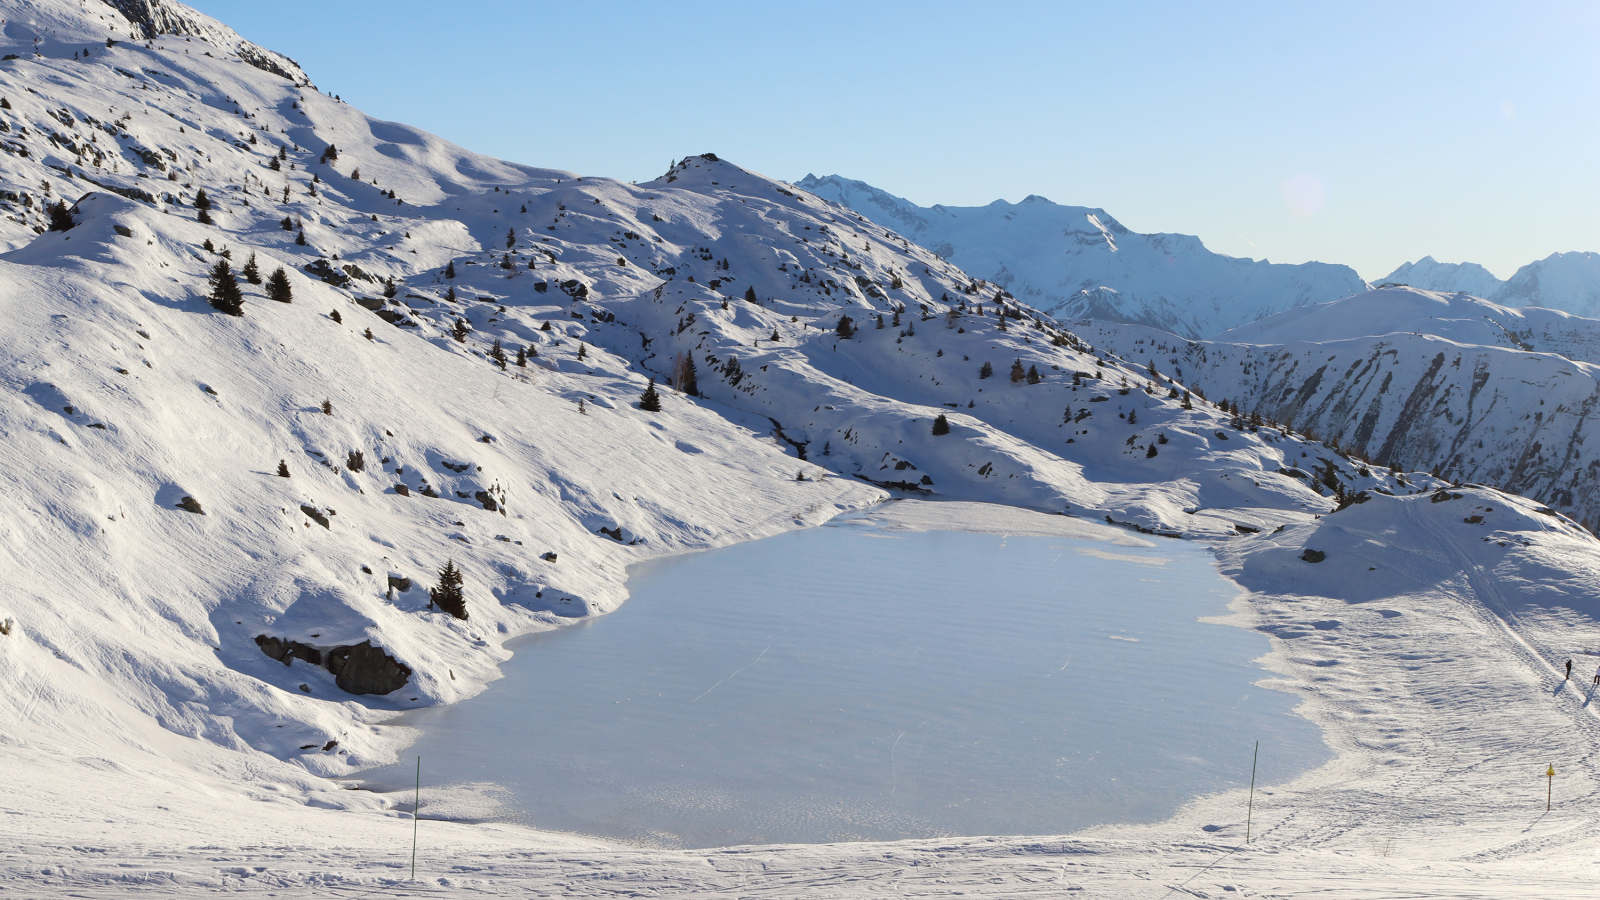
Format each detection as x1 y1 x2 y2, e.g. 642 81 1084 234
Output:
1379 254 1505 296
796 173 1369 339
1084 287 1600 530
1215 285 1600 364
1494 251 1600 317
11 2 1600 896
0 0 1393 807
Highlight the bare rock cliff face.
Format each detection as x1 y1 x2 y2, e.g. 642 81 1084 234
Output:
98 0 313 86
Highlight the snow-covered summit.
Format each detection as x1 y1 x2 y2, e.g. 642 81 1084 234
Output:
797 173 1370 339
1377 255 1504 297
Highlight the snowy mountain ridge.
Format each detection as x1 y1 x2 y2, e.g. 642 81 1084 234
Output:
1380 251 1600 317
1083 285 1600 531
7 1 1600 895
796 173 1371 339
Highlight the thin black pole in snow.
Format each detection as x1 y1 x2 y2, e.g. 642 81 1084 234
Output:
411 756 421 881
1246 741 1259 844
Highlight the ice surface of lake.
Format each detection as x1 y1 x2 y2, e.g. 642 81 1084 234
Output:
365 516 1326 847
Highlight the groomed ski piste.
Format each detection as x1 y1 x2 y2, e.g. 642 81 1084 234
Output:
4 2 1600 896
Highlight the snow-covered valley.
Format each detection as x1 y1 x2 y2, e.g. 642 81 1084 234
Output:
5 1 1600 896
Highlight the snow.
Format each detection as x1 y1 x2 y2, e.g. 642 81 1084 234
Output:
3 1 1600 896
1379 254 1506 297
1381 252 1600 319
1084 286 1600 531
797 173 1371 339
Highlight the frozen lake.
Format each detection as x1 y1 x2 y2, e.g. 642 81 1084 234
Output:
364 514 1326 848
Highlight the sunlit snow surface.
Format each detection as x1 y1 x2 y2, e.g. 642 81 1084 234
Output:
366 518 1325 847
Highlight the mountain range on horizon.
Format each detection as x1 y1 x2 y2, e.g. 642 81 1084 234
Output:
798 173 1600 333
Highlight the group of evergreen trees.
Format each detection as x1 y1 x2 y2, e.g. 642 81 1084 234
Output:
208 255 292 313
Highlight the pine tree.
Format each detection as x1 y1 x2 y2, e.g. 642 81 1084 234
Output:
770 328 780 342
744 285 758 303
444 260 456 279
277 460 290 477
193 188 211 211
207 259 244 315
979 361 994 379
46 200 74 232
578 343 588 360
932 414 950 435
321 399 333 415
429 560 467 620
1127 408 1138 425
330 309 342 323
241 252 261 284
266 267 293 302
451 318 469 342
364 327 374 340
382 277 397 299
516 346 527 367
280 216 293 231
639 377 662 412
1027 364 1041 385
506 228 515 249
197 207 213 225
490 339 507 370
835 315 855 339
295 229 306 245
1010 359 1026 383
203 238 215 253
349 167 361 180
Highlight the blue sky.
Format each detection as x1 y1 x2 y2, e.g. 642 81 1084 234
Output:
194 0 1599 281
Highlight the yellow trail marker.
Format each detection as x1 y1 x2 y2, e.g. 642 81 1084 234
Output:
1547 765 1555 811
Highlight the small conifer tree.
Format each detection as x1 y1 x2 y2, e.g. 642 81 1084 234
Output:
322 399 333 415
1127 408 1138 425
277 460 290 477
1027 364 1041 384
639 377 662 412
506 228 515 249
280 216 293 231
46 200 75 232
202 238 215 253
364 327 374 341
444 261 456 279
979 361 994 379
383 277 397 299
330 309 342 323
197 207 213 225
295 229 306 245
193 188 211 211
578 343 588 360
835 315 855 339
429 560 467 620
490 339 507 370
1010 360 1026 383
744 285 758 303
241 252 261 284
266 267 293 302
207 259 244 315
451 318 469 342
932 414 950 435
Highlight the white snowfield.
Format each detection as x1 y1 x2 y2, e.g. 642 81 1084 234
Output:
1381 252 1600 319
2 2 1600 896
797 173 1371 340
1083 286 1600 531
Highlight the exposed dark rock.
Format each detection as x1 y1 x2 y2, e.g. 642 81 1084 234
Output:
473 490 499 512
303 258 350 287
387 575 412 593
175 495 204 514
299 505 330 529
1300 549 1327 563
326 641 411 695
254 634 322 666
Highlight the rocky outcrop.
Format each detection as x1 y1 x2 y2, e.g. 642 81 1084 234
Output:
254 636 410 695
326 641 412 695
